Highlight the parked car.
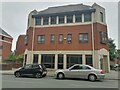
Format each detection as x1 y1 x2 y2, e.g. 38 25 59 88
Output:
14 64 47 78
55 64 105 82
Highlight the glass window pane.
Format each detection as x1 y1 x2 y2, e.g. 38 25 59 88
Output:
35 18 41 25
75 14 82 22
86 55 93 66
59 34 63 43
67 34 72 43
24 35 28 45
84 13 91 22
33 54 38 64
43 17 49 25
100 32 107 44
38 35 45 44
51 34 55 43
59 16 64 24
51 16 56 24
41 54 55 68
67 15 73 23
79 33 88 43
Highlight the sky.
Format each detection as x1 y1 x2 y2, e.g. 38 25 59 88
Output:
0 1 119 51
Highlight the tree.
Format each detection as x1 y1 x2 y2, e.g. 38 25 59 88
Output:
4 52 24 63
116 49 120 60
108 38 117 60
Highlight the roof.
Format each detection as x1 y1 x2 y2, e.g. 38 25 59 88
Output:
0 28 12 38
32 3 96 17
39 4 92 14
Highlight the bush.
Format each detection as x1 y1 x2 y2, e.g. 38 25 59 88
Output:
4 54 24 64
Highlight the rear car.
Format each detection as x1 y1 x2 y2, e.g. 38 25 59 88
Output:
55 64 105 82
14 64 47 78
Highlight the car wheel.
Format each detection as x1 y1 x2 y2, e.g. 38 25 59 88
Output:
15 72 21 77
35 73 42 78
57 73 65 79
42 74 47 77
88 74 96 82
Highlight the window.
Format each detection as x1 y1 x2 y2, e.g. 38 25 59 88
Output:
51 16 56 24
67 15 73 23
83 66 91 69
84 13 91 22
59 34 63 43
100 12 103 22
2 36 4 40
50 34 55 43
100 32 107 44
79 33 88 43
67 55 82 68
41 54 55 68
35 18 41 25
59 16 64 24
32 64 40 69
38 35 45 44
75 14 82 22
58 54 63 69
67 34 72 44
24 35 28 45
86 55 93 66
24 64 32 69
71 65 80 70
43 17 49 25
33 54 39 64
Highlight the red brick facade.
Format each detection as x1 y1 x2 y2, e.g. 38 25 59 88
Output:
0 31 13 62
16 23 108 53
16 35 27 55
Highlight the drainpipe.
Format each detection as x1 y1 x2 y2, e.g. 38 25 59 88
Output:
31 18 35 64
91 12 95 67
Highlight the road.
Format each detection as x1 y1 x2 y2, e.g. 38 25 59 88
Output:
2 75 119 88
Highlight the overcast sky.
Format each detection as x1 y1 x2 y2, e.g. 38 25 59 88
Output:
1 1 119 51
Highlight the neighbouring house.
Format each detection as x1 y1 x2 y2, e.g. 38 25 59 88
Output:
0 28 13 63
16 3 110 72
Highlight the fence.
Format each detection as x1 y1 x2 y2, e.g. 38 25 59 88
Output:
0 63 23 70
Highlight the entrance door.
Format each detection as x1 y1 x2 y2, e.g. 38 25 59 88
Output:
100 55 108 73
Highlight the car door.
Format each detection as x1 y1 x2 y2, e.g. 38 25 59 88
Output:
65 65 81 78
32 65 40 75
78 65 92 79
20 64 33 76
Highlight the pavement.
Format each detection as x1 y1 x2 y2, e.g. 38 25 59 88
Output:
0 69 119 80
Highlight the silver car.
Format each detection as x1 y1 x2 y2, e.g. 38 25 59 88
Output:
55 64 105 81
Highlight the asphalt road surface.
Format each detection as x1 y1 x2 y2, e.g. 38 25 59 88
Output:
2 75 119 88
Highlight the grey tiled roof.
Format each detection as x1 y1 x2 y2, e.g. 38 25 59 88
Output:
0 28 12 38
38 4 93 15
